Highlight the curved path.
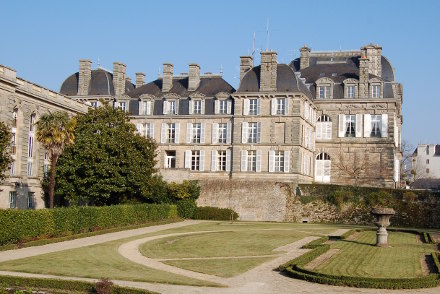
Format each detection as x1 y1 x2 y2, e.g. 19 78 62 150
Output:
1 220 440 293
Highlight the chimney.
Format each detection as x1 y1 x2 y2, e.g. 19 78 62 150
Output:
162 63 173 92
188 63 200 91
361 43 382 77
240 56 253 82
113 62 126 96
78 59 92 96
300 46 311 69
358 56 369 98
259 50 277 92
136 72 145 88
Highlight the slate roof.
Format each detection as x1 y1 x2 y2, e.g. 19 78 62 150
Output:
238 64 312 98
128 76 235 99
60 69 135 96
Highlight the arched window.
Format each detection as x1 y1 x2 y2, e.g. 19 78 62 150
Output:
315 153 331 183
316 115 332 140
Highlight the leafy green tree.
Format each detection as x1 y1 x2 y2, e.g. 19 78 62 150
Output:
54 103 158 206
36 111 76 208
0 121 12 182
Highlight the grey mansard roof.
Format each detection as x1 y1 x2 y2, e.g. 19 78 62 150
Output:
238 64 312 97
60 69 135 96
128 76 235 99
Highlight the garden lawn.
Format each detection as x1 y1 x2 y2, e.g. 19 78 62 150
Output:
164 257 274 278
315 230 436 278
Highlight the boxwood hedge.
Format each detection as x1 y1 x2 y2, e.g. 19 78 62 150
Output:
0 203 178 246
192 206 239 221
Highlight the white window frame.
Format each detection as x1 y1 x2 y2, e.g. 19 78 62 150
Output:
218 123 227 144
315 153 331 183
347 85 355 98
219 100 228 114
167 123 176 143
165 151 176 169
249 98 259 115
9 191 17 209
316 115 332 140
319 85 331 99
27 192 34 209
372 84 381 98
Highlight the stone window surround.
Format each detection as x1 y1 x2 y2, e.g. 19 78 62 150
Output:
139 95 155 115
315 77 334 99
342 78 359 99
369 78 384 99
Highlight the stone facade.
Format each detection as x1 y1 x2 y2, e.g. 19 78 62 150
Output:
0 65 88 209
412 144 440 179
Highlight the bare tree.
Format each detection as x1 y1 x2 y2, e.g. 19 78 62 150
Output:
400 139 414 183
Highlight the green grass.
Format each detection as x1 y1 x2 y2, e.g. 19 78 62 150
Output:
316 231 436 278
164 257 274 278
0 239 218 287
140 230 306 259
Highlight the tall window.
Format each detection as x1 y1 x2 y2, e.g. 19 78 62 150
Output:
315 153 331 183
345 115 356 137
165 151 176 168
10 162 14 176
247 150 257 172
28 114 35 177
192 123 201 143
191 150 200 171
218 123 227 144
219 100 227 114
316 115 332 140
347 85 355 98
372 85 381 98
193 100 202 114
370 115 382 137
27 192 34 209
119 102 126 111
167 123 176 143
277 98 286 115
29 113 35 132
9 191 16 209
274 151 285 172
248 122 258 144
217 150 227 171
249 99 258 115
144 123 154 138
319 86 331 99
43 152 49 178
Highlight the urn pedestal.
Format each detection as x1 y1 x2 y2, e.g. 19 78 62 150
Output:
371 207 395 247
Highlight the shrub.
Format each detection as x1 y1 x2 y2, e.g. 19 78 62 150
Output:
403 191 417 203
192 206 239 221
365 191 394 207
0 203 177 246
176 199 197 219
95 278 113 294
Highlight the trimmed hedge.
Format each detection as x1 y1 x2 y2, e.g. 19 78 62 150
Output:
0 203 178 246
176 199 197 219
0 275 156 293
192 206 239 221
280 229 440 289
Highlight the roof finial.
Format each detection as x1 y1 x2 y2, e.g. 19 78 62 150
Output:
220 64 223 75
97 57 101 69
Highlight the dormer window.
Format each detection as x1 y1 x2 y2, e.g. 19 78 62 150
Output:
163 100 178 115
118 102 126 112
372 85 381 98
319 86 331 99
193 100 202 114
316 77 334 99
347 85 355 98
219 100 227 114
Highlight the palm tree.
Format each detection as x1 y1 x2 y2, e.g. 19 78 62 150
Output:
36 111 76 208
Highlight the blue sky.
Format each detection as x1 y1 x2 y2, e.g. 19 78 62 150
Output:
1 0 439 147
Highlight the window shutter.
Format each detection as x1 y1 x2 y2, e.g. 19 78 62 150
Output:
256 150 262 172
394 157 399 182
305 103 309 120
325 122 332 140
186 123 192 144
382 114 388 138
226 122 232 144
163 101 168 115
284 151 290 173
316 160 323 182
243 99 250 115
161 123 166 143
355 114 363 138
227 100 232 114
139 101 143 115
338 114 345 137
311 132 316 151
316 123 322 140
185 150 191 169
285 98 290 115
363 114 371 138
214 100 219 114
200 123 205 144
271 98 276 115
226 149 231 172
146 101 151 115
175 123 180 144
394 115 398 147
175 100 179 114
212 123 218 144
149 123 154 139
324 160 331 183
241 150 248 171
268 150 275 172
257 99 261 115
201 100 205 115
136 123 143 135
199 150 205 171
257 122 261 144
241 122 248 143
211 150 217 172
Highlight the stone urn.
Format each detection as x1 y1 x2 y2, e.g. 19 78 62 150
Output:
371 207 395 247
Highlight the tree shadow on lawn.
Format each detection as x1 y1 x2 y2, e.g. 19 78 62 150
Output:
339 239 376 247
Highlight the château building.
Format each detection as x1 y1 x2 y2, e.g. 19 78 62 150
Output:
0 43 403 212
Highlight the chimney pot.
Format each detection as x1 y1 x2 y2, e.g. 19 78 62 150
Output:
78 59 92 96
188 63 201 91
162 63 173 92
135 72 146 88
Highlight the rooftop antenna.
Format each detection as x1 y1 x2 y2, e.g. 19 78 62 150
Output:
97 57 101 69
220 64 223 75
158 66 161 78
252 32 256 59
266 18 270 51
